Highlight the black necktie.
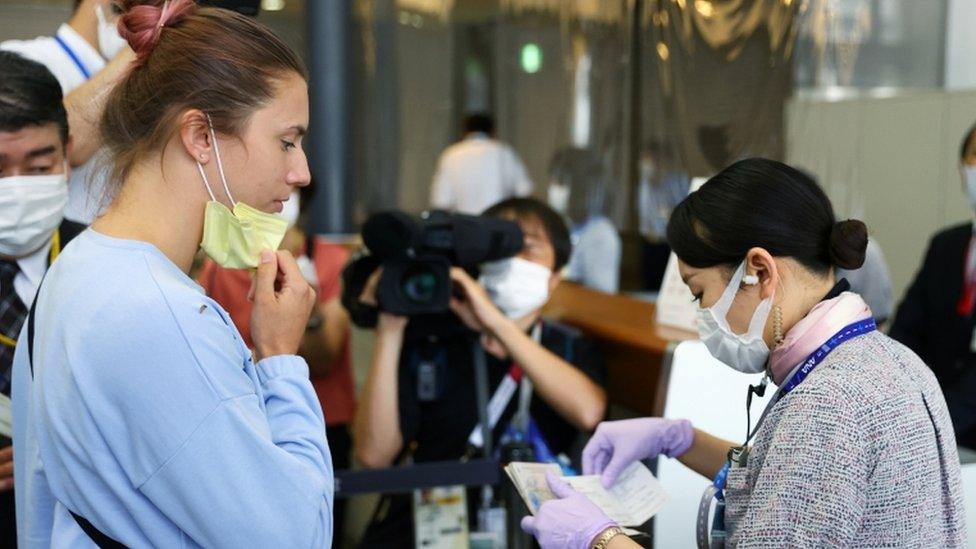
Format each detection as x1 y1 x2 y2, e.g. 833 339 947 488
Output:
0 260 27 396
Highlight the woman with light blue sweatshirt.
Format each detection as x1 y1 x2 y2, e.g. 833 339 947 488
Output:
11 1 333 546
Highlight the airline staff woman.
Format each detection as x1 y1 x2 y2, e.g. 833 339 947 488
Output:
521 158 966 549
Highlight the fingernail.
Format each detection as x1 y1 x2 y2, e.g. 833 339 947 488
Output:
260 250 274 263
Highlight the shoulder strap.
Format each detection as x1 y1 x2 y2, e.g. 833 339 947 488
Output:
30 220 86 372
26 279 40 379
70 511 127 548
58 219 87 246
26 282 126 548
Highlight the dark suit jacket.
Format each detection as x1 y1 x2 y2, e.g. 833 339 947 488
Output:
890 222 976 447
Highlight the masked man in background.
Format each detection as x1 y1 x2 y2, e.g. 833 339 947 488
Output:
0 50 87 547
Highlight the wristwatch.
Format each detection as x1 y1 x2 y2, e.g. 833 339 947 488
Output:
591 526 625 549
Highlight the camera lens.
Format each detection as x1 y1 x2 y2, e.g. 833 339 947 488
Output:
400 265 440 304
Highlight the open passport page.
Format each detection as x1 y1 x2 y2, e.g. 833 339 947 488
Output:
504 461 669 527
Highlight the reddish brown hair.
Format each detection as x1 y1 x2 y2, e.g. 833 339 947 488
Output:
100 0 307 191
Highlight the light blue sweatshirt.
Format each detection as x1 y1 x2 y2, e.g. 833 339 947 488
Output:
12 230 334 547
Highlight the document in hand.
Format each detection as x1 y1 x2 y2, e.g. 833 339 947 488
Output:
504 461 669 527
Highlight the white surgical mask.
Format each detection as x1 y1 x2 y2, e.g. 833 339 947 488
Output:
96 4 127 60
0 171 69 257
279 191 301 228
963 165 976 213
479 257 552 319
547 183 570 214
696 261 773 374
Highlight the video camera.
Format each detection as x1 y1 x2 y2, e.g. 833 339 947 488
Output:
342 210 524 330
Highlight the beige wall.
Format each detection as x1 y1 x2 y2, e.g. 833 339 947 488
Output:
786 89 976 306
0 3 71 42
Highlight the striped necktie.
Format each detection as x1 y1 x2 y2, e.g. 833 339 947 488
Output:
0 260 27 396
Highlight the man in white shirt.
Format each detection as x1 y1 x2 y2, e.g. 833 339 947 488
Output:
1 0 135 224
0 50 86 547
430 113 534 214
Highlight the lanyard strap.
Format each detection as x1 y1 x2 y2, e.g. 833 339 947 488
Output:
466 324 542 448
739 317 877 452
697 317 877 544
53 34 92 80
466 364 523 448
780 318 876 393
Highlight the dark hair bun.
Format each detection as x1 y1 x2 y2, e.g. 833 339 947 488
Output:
829 219 868 270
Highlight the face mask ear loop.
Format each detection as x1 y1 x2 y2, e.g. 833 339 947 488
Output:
206 114 237 207
746 290 775 338
709 261 747 331
196 162 218 202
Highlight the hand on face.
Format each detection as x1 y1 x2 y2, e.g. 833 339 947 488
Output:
249 250 317 360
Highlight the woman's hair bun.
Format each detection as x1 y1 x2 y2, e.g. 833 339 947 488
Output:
828 219 868 270
117 0 196 64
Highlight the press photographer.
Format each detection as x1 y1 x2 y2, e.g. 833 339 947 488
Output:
348 197 608 546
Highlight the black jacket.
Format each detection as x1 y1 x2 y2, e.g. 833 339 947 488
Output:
890 222 976 446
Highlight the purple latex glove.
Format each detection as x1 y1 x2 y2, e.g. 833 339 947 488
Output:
583 417 694 488
520 472 618 549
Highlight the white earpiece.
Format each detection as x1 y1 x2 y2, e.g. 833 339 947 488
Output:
742 273 760 285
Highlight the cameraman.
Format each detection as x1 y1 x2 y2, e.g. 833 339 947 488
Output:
354 198 608 544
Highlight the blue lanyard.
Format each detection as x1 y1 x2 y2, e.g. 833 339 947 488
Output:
53 34 91 80
780 318 876 393
712 317 877 496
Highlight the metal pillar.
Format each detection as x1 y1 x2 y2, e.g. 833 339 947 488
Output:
306 0 354 234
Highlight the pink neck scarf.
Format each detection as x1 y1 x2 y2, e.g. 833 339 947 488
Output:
768 292 873 385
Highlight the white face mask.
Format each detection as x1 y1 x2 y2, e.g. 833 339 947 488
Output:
963 165 976 213
95 4 127 60
0 171 69 257
547 183 570 214
279 190 301 228
479 257 552 320
695 261 773 374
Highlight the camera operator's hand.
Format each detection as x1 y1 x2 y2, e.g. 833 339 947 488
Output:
358 267 383 307
449 267 508 335
359 268 409 335
249 250 317 361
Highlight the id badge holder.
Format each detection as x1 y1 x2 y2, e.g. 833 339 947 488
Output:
710 499 727 549
473 505 507 548
415 347 447 402
413 485 469 549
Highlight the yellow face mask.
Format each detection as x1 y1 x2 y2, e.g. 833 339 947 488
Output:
196 115 288 269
